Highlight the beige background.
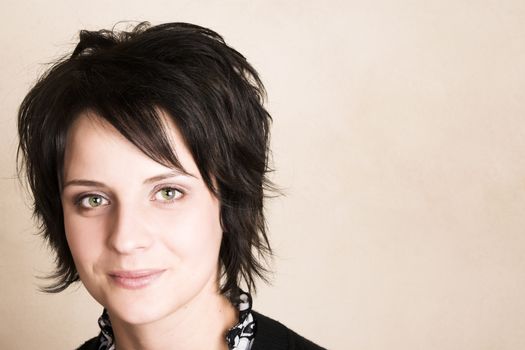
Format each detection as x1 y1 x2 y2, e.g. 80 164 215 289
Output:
1 0 525 349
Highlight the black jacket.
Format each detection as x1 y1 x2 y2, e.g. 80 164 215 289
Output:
77 311 325 350
250 311 325 350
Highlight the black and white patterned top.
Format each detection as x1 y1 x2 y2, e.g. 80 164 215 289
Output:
96 291 256 350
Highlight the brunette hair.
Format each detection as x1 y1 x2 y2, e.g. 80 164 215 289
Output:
17 21 274 299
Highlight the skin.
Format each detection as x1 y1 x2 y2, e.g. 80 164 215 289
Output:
61 110 237 350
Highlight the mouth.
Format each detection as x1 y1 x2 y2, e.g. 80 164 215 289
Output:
108 269 166 290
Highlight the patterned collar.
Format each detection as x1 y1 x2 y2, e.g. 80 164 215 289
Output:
96 291 256 350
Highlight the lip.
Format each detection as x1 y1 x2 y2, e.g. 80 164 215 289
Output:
108 269 165 290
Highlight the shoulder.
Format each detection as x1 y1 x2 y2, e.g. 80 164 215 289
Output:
252 311 326 350
75 336 100 350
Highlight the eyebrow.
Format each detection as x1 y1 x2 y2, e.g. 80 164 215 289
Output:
62 170 197 189
143 170 197 184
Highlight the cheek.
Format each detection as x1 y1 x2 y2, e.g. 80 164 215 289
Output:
158 195 223 263
63 208 106 267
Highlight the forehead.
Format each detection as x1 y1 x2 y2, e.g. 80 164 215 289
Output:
62 111 198 182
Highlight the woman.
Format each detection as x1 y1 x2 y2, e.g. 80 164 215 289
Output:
17 21 325 350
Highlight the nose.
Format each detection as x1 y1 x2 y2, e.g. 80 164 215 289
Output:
107 201 153 254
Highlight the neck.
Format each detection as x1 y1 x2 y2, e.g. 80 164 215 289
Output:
108 282 238 350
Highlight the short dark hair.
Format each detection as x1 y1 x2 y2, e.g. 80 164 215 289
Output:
17 21 274 300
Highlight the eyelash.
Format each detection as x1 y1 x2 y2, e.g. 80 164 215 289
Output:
75 193 109 209
151 185 185 204
74 186 185 210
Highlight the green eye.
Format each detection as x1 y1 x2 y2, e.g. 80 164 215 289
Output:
155 187 183 202
89 196 102 207
161 188 175 200
79 195 108 208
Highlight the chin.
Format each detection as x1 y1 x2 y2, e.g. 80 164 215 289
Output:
108 297 174 326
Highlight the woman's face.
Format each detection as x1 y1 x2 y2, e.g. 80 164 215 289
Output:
61 111 223 325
